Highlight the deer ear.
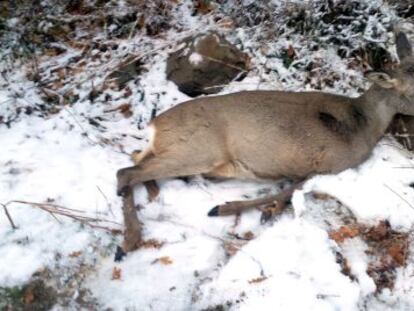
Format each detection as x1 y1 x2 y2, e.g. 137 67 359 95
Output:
366 72 399 89
396 31 413 61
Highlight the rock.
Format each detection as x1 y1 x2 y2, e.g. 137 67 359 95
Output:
166 33 250 97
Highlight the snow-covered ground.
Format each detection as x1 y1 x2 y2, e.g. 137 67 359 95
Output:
1 0 414 310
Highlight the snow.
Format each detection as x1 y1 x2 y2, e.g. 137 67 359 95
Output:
189 52 204 66
305 143 414 230
1 0 414 310
341 237 376 296
193 217 361 311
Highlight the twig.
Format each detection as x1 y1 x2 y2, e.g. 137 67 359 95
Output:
383 184 414 210
128 13 139 40
1 203 17 229
198 53 250 72
97 185 115 217
4 200 121 233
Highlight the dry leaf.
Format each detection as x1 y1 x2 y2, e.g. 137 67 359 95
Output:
334 220 409 292
111 267 122 280
119 104 133 118
69 251 82 258
248 276 268 284
364 220 389 241
329 225 360 243
387 240 407 266
110 229 123 235
217 18 234 29
287 45 296 59
51 81 64 90
104 103 133 118
124 87 133 97
223 242 240 257
311 191 337 201
243 231 255 240
142 239 164 249
57 68 66 80
24 289 35 305
138 15 146 29
152 256 173 265
195 0 213 14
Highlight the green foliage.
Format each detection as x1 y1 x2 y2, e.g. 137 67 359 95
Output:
0 286 24 309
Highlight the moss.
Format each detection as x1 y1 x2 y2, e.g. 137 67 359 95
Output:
0 280 57 311
0 286 25 310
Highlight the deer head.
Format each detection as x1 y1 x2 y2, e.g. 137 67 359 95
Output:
366 31 414 114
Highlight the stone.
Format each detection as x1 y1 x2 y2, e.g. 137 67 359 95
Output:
166 33 250 97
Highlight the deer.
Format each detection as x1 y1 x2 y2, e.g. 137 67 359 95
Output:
116 31 414 253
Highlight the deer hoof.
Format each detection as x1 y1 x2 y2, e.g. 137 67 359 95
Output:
207 206 219 217
116 168 131 196
260 203 285 224
114 245 127 262
117 185 131 197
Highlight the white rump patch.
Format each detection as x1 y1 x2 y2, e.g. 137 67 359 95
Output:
147 124 156 150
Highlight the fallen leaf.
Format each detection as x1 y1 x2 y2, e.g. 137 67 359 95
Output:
287 45 296 59
138 15 146 29
364 220 390 241
195 0 213 14
329 225 360 243
142 239 164 249
119 104 133 118
334 220 409 292
243 231 255 240
152 256 173 265
248 276 268 284
24 288 35 305
104 103 133 118
311 191 337 201
111 267 122 280
57 68 66 80
387 240 408 266
217 18 234 29
223 242 240 257
69 251 82 258
110 229 123 235
123 87 133 98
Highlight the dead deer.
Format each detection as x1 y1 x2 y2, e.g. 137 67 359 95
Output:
117 31 414 252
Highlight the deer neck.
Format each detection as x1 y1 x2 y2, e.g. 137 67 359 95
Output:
355 85 398 145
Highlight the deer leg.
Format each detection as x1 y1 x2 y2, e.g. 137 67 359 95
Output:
207 181 305 222
117 155 218 252
117 155 218 195
121 189 142 252
131 150 160 201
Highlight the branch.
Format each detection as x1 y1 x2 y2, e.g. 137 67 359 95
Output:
1 203 17 229
3 200 122 233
